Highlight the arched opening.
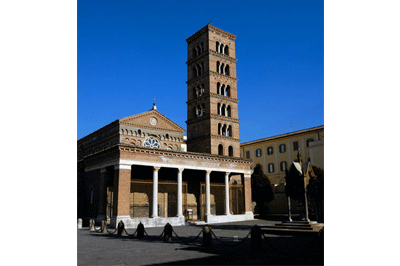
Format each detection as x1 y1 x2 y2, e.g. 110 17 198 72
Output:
228 125 232 137
222 124 227 136
225 85 230 97
216 61 220 73
218 144 223 155
217 103 221 115
229 146 233 157
227 105 231 117
225 65 230 76
224 45 229 55
221 104 226 116
220 84 225 95
220 44 224 54
216 41 220 52
217 82 221 94
218 123 222 135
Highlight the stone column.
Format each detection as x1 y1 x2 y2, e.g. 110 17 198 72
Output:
205 170 212 217
225 172 231 215
152 166 160 218
177 168 184 218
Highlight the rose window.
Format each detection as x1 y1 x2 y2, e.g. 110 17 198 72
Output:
143 137 160 149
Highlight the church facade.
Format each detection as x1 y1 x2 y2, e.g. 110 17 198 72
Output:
77 25 254 228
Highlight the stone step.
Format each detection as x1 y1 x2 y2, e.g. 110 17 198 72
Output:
261 225 314 230
260 227 323 236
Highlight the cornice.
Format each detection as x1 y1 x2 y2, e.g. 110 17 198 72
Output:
186 114 240 125
210 114 240 123
186 93 238 105
186 50 237 66
210 135 241 142
120 122 184 134
210 93 239 103
187 70 237 85
119 143 251 164
240 125 325 146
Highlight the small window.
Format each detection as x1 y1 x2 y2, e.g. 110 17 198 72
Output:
279 144 286 153
229 146 233 157
306 138 314 147
268 163 275 173
246 151 250 159
293 141 299 151
280 161 287 172
267 146 273 155
256 149 262 157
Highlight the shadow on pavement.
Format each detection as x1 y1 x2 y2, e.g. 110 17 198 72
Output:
88 228 323 265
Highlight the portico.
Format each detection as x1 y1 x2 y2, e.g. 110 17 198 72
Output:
83 143 253 228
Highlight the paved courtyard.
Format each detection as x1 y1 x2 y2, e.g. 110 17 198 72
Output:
77 219 323 265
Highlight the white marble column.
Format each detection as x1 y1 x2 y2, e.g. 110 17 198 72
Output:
225 172 231 215
177 168 184 217
152 166 160 218
205 170 212 216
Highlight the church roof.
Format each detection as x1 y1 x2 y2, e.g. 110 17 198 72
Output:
118 107 185 134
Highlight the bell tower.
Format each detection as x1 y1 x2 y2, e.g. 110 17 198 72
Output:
186 25 240 157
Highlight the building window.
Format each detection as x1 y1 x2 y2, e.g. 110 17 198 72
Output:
293 141 299 151
306 138 314 147
267 146 273 155
144 137 161 149
246 151 250 159
218 144 224 155
256 149 262 157
268 163 274 173
280 161 287 172
229 146 233 157
279 144 286 153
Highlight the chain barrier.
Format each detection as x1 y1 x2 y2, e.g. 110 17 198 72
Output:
261 232 322 258
143 228 165 240
106 227 118 234
93 227 102 233
171 228 204 245
123 228 138 237
210 228 251 247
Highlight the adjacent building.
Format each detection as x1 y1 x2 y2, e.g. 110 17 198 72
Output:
240 125 324 215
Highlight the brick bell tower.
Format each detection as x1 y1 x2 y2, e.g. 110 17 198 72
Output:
186 24 240 157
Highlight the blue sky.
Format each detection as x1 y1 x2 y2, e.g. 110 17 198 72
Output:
78 0 323 142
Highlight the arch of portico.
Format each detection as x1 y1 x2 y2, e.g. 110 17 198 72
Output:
85 145 253 228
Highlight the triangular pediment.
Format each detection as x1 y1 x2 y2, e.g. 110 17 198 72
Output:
119 110 185 134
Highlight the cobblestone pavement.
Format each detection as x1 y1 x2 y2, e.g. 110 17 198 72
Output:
77 219 323 265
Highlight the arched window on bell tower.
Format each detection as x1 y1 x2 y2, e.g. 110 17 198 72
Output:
229 146 233 157
218 144 223 155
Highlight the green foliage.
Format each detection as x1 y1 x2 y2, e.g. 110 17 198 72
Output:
284 166 305 200
251 163 274 204
307 165 324 202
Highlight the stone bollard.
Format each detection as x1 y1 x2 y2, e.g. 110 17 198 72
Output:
251 225 262 253
77 218 82 229
137 222 144 238
101 220 108 234
203 225 212 246
117 220 126 236
89 219 95 231
164 223 173 242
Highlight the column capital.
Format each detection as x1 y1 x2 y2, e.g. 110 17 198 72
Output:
153 166 161 171
225 172 231 177
177 168 184 173
205 170 212 175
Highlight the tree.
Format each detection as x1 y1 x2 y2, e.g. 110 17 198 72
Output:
307 165 324 220
251 163 274 217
